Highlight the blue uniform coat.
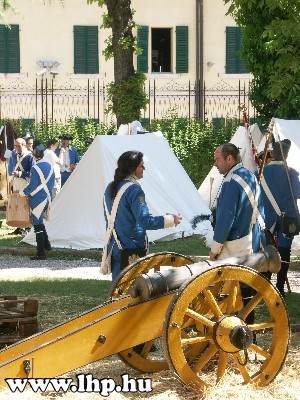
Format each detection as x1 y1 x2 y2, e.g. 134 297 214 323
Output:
212 164 265 256
8 149 35 179
104 178 165 280
23 161 55 225
260 161 300 248
55 146 79 166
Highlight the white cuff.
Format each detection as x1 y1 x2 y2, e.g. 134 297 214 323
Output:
164 214 175 228
19 190 25 197
211 239 223 255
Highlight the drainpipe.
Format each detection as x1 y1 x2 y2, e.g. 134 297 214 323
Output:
196 0 204 122
196 0 199 118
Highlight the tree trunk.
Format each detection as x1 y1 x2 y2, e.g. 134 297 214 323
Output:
105 0 135 126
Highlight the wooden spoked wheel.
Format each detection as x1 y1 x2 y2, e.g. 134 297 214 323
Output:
107 252 194 373
163 265 290 390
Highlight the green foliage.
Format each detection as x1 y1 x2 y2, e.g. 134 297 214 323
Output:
106 72 148 124
149 235 210 256
1 117 116 158
224 0 300 124
0 0 17 23
88 1 139 61
1 113 238 187
147 112 238 188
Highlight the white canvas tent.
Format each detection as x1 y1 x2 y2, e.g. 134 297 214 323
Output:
23 132 211 250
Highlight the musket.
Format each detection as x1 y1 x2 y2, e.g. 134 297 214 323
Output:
239 104 260 168
257 119 274 183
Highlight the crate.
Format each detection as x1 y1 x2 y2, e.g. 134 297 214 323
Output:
0 296 38 348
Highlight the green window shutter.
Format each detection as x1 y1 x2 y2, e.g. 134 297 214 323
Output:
176 26 188 73
0 25 5 73
226 27 248 74
7 25 20 73
0 24 20 73
74 26 86 73
86 26 99 73
137 26 148 73
74 26 98 74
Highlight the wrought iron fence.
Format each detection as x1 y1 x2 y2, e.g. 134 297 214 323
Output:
0 77 256 125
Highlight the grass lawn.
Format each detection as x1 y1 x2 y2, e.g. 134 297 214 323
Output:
0 279 110 330
1 278 299 330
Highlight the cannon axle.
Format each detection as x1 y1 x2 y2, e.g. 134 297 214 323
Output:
213 315 253 352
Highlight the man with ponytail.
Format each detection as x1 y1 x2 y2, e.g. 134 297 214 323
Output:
101 150 182 281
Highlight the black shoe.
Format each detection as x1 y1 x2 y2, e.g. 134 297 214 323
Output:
30 255 47 260
8 227 25 235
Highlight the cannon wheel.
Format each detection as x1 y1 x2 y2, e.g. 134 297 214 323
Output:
107 252 194 373
163 265 290 390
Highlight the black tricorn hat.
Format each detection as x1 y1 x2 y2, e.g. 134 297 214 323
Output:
59 134 73 140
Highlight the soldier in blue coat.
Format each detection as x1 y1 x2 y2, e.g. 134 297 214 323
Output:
210 143 265 261
260 140 300 296
20 145 55 260
55 134 79 186
8 137 36 235
101 150 182 281
8 137 35 192
210 143 266 325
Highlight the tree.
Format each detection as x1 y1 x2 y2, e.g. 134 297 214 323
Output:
1 0 147 126
0 0 17 21
224 0 300 125
88 0 147 126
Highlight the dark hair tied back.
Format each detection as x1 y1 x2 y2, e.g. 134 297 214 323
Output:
110 150 143 198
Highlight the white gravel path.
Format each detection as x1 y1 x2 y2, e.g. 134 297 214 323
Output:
1 254 299 294
0 254 111 281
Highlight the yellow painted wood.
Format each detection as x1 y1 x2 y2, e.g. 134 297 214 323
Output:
0 293 173 389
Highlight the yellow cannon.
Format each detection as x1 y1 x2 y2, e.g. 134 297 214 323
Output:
0 246 290 393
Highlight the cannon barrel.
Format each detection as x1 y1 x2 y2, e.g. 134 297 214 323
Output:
129 245 280 300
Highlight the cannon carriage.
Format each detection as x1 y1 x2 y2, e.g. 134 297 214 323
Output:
0 246 290 393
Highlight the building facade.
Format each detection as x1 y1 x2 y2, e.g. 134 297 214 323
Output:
0 0 254 125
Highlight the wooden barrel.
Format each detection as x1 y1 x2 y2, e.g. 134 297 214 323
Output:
6 193 32 228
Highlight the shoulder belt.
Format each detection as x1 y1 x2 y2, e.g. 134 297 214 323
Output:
232 174 265 232
103 182 134 254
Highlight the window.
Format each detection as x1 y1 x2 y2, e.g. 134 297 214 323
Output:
74 26 99 74
226 27 248 74
137 26 188 74
151 28 171 72
0 24 20 73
